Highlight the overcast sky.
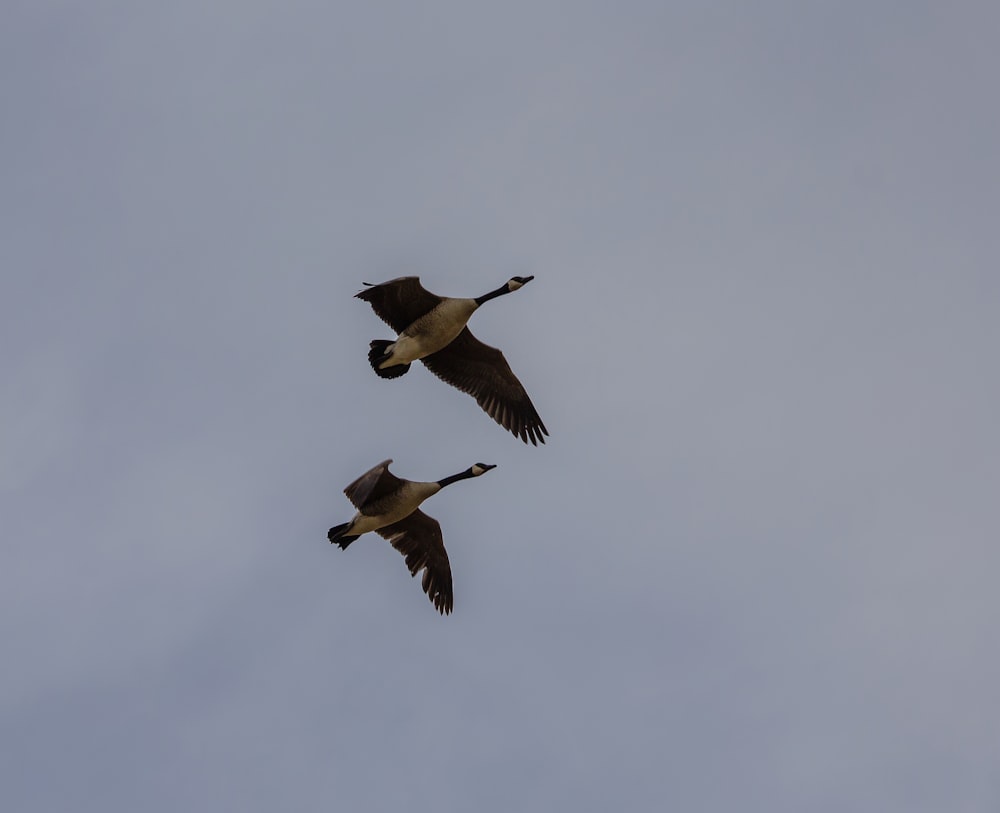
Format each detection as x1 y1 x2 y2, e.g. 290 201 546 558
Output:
3 2 999 810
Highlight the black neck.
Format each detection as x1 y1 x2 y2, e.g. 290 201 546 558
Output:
437 469 476 488
474 283 511 307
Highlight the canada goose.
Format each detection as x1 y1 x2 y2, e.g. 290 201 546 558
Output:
327 459 496 615
356 276 548 446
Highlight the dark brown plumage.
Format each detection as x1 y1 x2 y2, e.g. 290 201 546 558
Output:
356 277 443 333
377 511 453 616
421 329 548 446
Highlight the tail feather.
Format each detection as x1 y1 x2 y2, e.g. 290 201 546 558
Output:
328 522 360 550
368 340 410 379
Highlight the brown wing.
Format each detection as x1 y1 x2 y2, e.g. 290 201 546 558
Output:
422 328 549 446
355 277 443 333
343 459 405 508
376 510 454 615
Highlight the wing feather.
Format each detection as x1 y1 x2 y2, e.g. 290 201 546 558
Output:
355 277 442 333
376 510 454 615
422 328 548 445
343 459 405 508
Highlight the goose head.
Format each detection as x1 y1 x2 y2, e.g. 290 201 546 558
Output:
506 276 534 291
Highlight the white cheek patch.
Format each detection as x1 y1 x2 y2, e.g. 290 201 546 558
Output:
507 280 523 291
471 464 487 476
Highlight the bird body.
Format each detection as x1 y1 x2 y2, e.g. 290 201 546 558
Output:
327 459 496 615
356 276 548 445
343 478 442 535
380 297 479 367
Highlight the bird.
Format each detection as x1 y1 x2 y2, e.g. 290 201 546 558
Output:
356 276 548 446
327 459 496 615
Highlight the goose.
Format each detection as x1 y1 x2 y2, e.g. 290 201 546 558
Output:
327 459 496 615
356 276 548 446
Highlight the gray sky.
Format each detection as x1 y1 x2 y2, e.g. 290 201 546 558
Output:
3 2 999 810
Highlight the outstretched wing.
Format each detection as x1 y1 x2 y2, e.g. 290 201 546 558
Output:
355 277 442 333
422 328 549 446
377 510 454 615
343 459 405 508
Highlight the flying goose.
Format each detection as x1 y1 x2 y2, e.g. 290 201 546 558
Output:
356 276 548 446
327 459 496 615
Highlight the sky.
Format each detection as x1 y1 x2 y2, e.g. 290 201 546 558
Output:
3 1 999 810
